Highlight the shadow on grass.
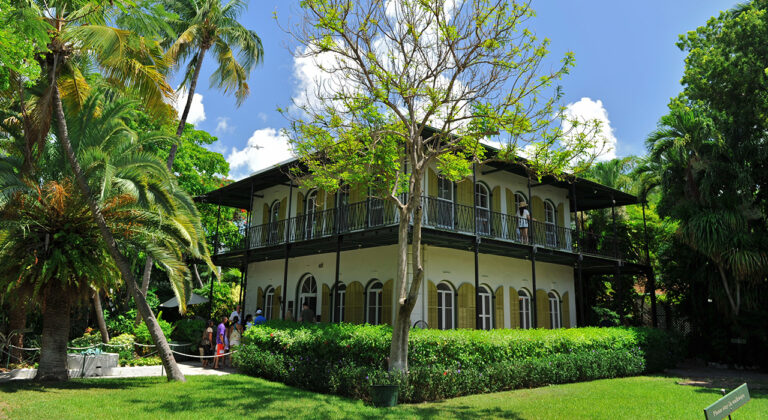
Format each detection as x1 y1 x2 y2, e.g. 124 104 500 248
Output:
0 376 161 394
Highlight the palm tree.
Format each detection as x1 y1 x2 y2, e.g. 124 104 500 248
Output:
0 91 214 380
18 0 186 380
163 0 264 167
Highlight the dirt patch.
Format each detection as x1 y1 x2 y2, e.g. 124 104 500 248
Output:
669 366 768 391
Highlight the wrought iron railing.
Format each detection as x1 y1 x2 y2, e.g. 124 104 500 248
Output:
220 196 620 259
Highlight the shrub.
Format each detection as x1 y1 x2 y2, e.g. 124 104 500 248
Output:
107 333 136 362
133 313 173 345
68 331 102 352
234 322 679 403
172 318 206 345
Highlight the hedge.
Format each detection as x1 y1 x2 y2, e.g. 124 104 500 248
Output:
233 322 679 403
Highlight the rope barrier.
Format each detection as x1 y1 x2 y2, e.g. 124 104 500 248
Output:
169 348 238 359
8 341 192 351
8 345 41 351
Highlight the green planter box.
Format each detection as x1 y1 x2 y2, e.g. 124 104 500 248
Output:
371 385 399 407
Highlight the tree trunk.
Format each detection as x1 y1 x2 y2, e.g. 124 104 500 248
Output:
193 264 204 289
50 58 185 381
136 258 153 326
167 47 207 169
92 288 109 343
7 299 28 364
36 290 71 381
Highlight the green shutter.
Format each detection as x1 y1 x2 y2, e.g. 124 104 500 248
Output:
531 196 545 223
296 192 305 216
279 198 287 220
491 186 501 235
347 281 364 324
506 188 516 238
382 279 393 326
262 203 269 224
274 286 282 320
509 287 520 329
257 287 264 311
562 291 571 328
321 284 330 322
428 168 438 198
494 286 504 329
457 283 475 329
536 289 550 329
428 281 438 328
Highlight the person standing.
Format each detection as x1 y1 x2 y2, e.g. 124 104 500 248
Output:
229 305 242 326
213 316 228 369
518 201 531 243
200 320 214 368
244 314 254 330
299 303 316 323
230 316 242 348
253 309 267 325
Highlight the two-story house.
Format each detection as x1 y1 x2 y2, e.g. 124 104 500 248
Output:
199 147 653 330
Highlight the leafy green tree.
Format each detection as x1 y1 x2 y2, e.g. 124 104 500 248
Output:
1 92 212 380
162 0 264 166
0 0 49 91
17 0 191 381
284 0 606 373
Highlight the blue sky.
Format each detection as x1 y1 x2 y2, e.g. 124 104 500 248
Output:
173 0 738 180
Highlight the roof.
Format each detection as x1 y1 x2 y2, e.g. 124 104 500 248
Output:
196 144 638 211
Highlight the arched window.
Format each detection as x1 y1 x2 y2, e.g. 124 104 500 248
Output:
549 291 562 329
264 286 275 320
437 282 455 330
436 177 454 228
268 201 281 243
366 280 383 325
478 285 492 330
475 183 490 235
305 190 318 239
544 200 557 247
332 282 346 322
298 274 318 316
518 288 532 329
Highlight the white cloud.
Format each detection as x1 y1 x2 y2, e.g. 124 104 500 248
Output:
172 87 206 126
215 117 234 135
562 97 617 161
257 112 268 123
226 128 294 180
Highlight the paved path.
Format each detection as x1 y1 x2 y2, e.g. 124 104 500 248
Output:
669 362 768 390
0 361 235 382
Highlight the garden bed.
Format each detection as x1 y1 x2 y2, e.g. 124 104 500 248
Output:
234 322 679 403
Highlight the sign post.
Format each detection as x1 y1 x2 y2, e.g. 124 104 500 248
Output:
703 383 750 420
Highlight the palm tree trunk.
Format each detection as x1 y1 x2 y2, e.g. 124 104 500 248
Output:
193 264 204 289
7 299 28 365
92 288 109 343
36 289 71 381
50 57 185 382
168 47 208 168
135 258 153 326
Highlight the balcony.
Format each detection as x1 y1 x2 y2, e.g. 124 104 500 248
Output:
215 196 621 261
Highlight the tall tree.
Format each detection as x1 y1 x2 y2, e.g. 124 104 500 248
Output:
284 0 605 373
163 0 264 167
19 0 188 381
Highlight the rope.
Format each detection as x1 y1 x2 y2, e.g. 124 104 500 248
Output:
8 344 41 351
8 341 191 351
169 348 238 359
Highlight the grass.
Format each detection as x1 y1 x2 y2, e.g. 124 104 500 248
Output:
1 374 766 419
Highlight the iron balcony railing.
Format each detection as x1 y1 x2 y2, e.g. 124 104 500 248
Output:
220 196 620 259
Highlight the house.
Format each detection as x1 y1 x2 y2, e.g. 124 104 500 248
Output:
199 148 654 330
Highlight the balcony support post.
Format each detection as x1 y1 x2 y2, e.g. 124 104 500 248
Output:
213 204 221 255
642 201 658 327
333 187 341 323
528 175 538 328
282 182 294 320
239 181 255 315
571 182 584 327
473 163 481 330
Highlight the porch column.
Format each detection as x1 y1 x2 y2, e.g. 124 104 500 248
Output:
571 182 584 327
282 182 294 320
473 164 481 329
333 186 342 323
642 201 658 327
528 175 538 328
209 204 222 320
239 181 255 317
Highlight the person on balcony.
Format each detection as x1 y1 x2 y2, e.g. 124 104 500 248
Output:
518 201 531 243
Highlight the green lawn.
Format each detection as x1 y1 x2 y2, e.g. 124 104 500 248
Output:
1 374 766 419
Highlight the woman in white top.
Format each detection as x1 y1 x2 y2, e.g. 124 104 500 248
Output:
518 201 531 243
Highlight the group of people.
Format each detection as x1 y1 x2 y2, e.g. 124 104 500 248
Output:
199 305 267 369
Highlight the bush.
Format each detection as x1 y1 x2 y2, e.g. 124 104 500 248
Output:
234 322 679 403
172 319 207 345
107 333 136 362
187 280 239 321
133 312 173 345
68 331 103 352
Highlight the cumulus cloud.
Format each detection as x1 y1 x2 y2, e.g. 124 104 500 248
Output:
215 117 234 135
172 87 206 126
226 128 294 180
562 97 617 161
